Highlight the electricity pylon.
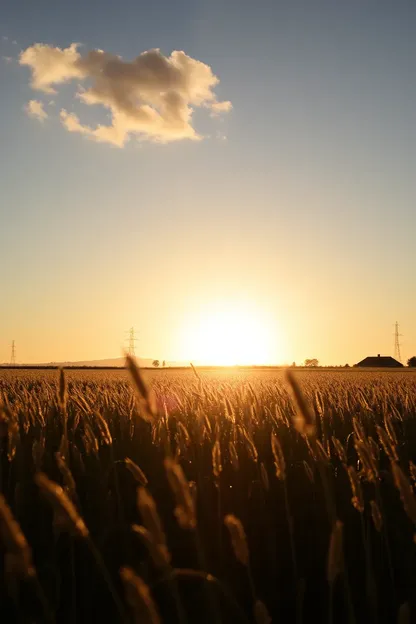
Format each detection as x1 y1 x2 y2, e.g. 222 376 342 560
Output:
126 327 138 357
10 340 16 366
394 321 402 363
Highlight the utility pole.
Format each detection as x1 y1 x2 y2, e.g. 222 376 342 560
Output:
126 327 138 357
394 321 402 363
10 340 16 366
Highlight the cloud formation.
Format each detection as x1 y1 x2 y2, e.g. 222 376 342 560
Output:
25 99 48 122
19 43 231 146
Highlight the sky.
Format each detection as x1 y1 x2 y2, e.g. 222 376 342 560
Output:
1 0 415 366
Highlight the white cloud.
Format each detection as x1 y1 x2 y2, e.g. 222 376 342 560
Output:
2 56 12 64
19 42 231 146
60 109 94 136
20 43 84 93
25 99 48 122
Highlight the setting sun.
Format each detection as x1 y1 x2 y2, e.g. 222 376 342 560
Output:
179 302 279 365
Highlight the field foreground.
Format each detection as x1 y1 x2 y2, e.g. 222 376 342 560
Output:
0 367 416 623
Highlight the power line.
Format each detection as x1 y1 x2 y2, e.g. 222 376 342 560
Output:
394 321 402 363
125 327 138 357
10 340 16 366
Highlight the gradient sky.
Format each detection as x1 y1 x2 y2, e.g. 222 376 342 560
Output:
1 0 415 365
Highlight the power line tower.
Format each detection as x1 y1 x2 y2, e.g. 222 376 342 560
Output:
394 321 402 363
126 327 138 357
10 340 16 366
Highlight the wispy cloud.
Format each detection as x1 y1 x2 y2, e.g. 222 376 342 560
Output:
2 56 13 64
19 42 232 147
24 99 48 122
210 100 233 116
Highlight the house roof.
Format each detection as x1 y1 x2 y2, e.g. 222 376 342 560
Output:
355 355 403 368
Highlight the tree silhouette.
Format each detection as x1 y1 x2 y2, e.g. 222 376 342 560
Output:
152 360 160 368
407 356 416 368
304 358 319 367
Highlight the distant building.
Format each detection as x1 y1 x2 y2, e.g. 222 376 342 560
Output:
355 354 403 368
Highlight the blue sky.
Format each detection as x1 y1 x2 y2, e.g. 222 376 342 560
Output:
1 0 415 365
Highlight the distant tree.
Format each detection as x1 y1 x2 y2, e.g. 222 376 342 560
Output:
345 363 350 368
407 356 416 368
152 360 160 368
162 360 166 367
291 362 296 367
304 358 319 367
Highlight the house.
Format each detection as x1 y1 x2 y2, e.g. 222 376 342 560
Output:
355 354 403 368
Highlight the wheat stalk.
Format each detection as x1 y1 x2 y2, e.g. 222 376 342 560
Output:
327 520 343 585
332 436 347 464
224 514 249 566
35 473 88 538
409 461 416 487
242 428 258 462
346 466 364 514
125 457 148 486
212 439 222 478
164 457 196 530
120 567 160 624
254 599 272 624
355 439 378 483
353 416 365 442
316 439 330 463
95 412 113 445
136 487 170 565
58 367 67 412
376 425 398 462
190 362 200 380
391 463 416 525
271 432 286 480
126 355 157 422
370 500 382 532
260 463 269 491
0 494 35 580
384 413 398 446
229 440 240 472
55 451 77 501
285 369 316 437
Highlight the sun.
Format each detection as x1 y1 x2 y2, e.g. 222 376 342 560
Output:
180 301 278 366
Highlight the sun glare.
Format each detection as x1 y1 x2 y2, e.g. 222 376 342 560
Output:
180 302 278 366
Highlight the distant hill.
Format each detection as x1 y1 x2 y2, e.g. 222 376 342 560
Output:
49 357 149 368
0 356 190 369
41 357 188 368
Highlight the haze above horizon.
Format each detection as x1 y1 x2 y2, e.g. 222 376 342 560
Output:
1 0 415 366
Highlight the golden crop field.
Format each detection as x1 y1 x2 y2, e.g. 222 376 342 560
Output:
0 364 415 623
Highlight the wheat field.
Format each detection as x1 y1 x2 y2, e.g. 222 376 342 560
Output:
0 364 415 623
